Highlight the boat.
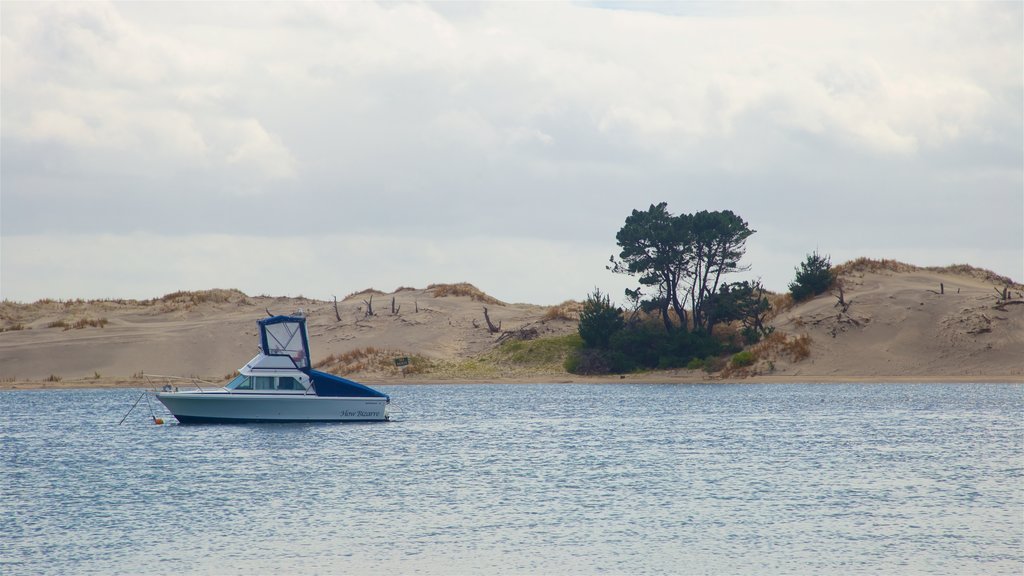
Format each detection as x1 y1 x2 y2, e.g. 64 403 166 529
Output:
154 314 390 423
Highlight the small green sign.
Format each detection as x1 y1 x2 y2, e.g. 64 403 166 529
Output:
394 357 410 367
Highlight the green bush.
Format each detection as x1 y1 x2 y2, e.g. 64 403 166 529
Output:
731 350 756 368
578 288 624 349
789 251 834 301
565 348 613 375
702 356 727 373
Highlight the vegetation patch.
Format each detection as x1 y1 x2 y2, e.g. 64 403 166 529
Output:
427 283 505 305
543 300 583 321
46 318 108 330
343 288 386 301
484 333 583 369
315 347 430 376
833 258 1021 287
160 289 250 305
730 350 756 368
750 331 813 363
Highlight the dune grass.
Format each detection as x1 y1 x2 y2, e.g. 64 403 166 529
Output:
543 300 583 321
427 283 505 305
834 257 1020 287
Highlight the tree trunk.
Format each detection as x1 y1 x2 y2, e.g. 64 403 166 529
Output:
483 307 502 333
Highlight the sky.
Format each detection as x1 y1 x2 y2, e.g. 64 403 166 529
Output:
2 1 1022 305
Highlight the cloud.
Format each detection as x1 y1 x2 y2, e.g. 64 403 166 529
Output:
1 1 1021 301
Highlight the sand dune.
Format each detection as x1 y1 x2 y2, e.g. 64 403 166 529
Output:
762 262 1024 380
1 266 1021 388
0 284 576 384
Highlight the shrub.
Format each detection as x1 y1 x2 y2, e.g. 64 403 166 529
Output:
702 356 727 373
565 348 613 375
577 289 624 349
781 334 812 361
790 251 835 301
686 357 704 370
72 318 108 329
731 350 756 368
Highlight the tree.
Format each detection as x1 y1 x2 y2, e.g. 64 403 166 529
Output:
684 210 754 333
609 203 690 333
610 204 754 335
577 288 624 349
789 251 834 301
702 280 773 343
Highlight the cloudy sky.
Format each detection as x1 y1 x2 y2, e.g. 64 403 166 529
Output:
2 1 1021 305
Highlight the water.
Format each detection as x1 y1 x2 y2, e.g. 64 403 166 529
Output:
1 383 1021 575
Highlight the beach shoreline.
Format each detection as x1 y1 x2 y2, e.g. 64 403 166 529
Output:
4 373 1022 391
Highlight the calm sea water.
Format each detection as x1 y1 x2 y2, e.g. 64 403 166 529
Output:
1 383 1021 575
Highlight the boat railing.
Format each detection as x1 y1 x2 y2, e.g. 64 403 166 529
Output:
143 373 220 393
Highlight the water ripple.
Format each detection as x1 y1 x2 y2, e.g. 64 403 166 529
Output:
1 383 1021 575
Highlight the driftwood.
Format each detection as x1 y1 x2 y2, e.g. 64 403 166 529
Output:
391 296 400 315
833 286 851 313
332 296 342 321
495 327 540 344
363 294 375 317
483 307 502 333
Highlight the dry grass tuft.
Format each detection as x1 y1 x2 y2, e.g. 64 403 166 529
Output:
752 331 812 363
47 317 108 330
543 300 583 321
427 283 505 305
834 258 1020 288
343 288 386 301
766 292 794 318
833 257 918 276
73 317 108 329
315 347 429 376
160 289 249 305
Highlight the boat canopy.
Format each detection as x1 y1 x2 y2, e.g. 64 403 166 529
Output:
259 315 311 371
310 370 389 398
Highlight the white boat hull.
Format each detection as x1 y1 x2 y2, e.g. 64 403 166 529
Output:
156 391 388 423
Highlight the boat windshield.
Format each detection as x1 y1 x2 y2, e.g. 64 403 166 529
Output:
261 317 310 370
225 375 308 392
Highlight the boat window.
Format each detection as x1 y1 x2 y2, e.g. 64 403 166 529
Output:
253 376 275 390
277 376 303 391
226 375 252 390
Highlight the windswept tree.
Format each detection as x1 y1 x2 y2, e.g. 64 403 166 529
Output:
610 204 754 335
685 210 754 333
609 203 690 333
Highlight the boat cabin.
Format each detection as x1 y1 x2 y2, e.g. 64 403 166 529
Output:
225 374 310 392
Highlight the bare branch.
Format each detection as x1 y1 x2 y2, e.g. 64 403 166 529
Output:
483 307 502 333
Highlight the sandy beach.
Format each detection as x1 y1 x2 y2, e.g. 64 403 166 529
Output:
2 263 1022 390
